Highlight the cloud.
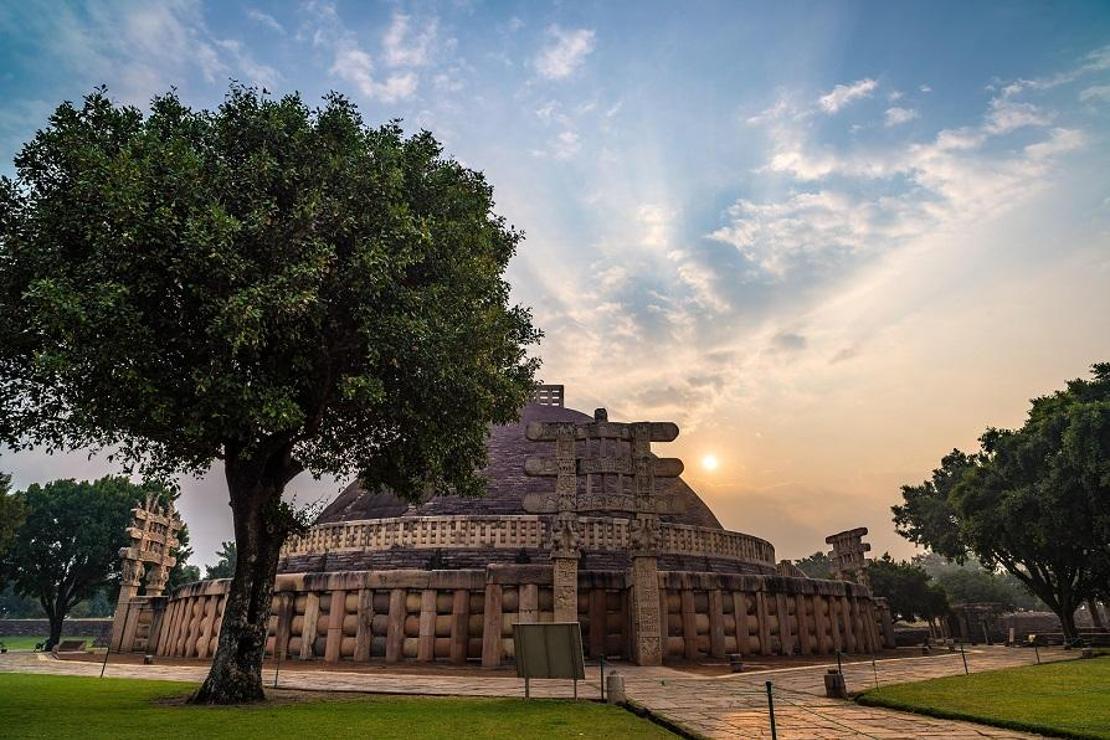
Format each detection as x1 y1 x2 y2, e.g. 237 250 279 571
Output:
983 98 1053 134
818 78 877 113
329 47 417 102
246 8 284 34
771 332 807 352
884 106 918 127
998 44 1110 98
382 12 437 68
919 84 932 93
534 26 596 80
1079 85 1110 104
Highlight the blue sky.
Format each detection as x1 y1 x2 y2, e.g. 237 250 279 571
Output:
2 1 1109 565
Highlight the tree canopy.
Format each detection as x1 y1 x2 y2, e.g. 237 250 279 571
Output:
893 363 1110 637
867 554 949 624
0 473 24 587
793 551 832 579
0 85 540 702
205 542 238 580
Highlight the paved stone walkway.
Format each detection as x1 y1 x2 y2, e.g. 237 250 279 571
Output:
0 646 1074 738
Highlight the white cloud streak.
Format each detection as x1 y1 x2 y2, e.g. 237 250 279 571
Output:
534 26 596 80
818 78 877 113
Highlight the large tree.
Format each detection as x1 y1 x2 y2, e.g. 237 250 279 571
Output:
893 364 1110 638
0 477 149 647
204 541 238 580
0 87 540 702
0 473 25 586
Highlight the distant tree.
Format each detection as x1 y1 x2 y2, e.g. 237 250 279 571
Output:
0 477 162 647
205 542 238 580
894 364 1110 638
0 583 44 618
0 473 25 587
868 554 949 628
165 524 201 593
794 551 832 579
914 553 1046 611
0 86 540 702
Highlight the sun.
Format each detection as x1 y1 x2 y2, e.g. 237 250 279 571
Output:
701 454 719 472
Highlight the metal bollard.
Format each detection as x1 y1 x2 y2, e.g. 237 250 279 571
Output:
960 643 969 675
765 681 778 740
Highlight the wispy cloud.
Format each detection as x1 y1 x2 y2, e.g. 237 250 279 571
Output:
246 8 284 35
534 26 596 80
818 78 877 113
884 106 918 127
382 12 437 68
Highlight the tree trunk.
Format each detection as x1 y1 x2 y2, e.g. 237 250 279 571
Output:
47 611 64 650
1089 599 1105 630
191 460 291 704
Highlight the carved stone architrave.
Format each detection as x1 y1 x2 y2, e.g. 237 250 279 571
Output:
825 527 871 588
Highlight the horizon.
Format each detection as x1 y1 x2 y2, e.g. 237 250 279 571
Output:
1 0 1108 568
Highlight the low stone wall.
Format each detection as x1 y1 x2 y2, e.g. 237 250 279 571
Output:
0 618 113 641
123 565 887 665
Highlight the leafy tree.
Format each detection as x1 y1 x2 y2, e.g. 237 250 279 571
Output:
793 551 832 579
894 364 1110 638
914 553 1046 611
0 477 157 647
0 473 25 586
205 542 238 580
868 554 949 626
0 583 43 618
0 87 539 703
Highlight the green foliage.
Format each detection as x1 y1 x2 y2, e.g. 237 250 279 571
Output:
204 542 237 580
915 553 1046 611
793 551 832 579
859 657 1110 739
0 474 25 589
893 363 1110 635
0 85 541 500
0 674 676 739
0 583 43 618
165 524 200 593
867 553 949 622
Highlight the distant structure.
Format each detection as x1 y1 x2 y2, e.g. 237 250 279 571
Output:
112 384 894 665
826 527 872 588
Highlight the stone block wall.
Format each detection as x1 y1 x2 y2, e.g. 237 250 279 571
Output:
123 564 888 665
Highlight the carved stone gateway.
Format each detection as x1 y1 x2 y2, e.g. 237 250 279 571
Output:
523 407 684 665
110 494 183 650
826 527 871 587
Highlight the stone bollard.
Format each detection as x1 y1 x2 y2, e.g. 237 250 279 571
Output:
1081 647 1094 659
727 653 743 673
606 672 626 704
824 669 847 699
143 654 154 665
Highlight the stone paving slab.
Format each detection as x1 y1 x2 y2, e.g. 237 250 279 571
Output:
0 646 1076 738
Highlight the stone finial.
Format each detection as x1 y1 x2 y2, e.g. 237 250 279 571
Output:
594 407 608 422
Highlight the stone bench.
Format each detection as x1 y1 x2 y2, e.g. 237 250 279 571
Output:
51 639 88 656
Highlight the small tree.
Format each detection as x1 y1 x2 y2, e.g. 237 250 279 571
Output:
868 554 949 627
894 364 1110 638
0 87 539 702
793 551 832 579
205 542 238 580
1 477 156 647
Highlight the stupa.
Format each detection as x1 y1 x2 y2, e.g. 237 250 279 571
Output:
112 385 893 666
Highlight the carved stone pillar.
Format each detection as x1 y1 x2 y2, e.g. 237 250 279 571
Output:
110 559 144 651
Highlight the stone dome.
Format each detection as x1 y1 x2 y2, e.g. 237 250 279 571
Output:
316 401 725 530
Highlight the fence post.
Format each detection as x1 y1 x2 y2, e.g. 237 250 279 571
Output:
765 680 778 740
960 643 969 675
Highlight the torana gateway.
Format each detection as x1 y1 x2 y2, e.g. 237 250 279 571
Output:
110 386 895 665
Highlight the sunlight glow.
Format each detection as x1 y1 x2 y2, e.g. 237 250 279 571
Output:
701 454 719 472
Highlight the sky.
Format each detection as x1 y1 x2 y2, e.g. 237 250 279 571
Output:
1 1 1109 568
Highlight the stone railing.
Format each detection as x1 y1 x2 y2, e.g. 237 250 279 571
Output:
282 515 775 567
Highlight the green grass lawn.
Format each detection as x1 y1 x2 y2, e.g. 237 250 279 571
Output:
0 636 97 651
858 656 1110 739
0 673 675 739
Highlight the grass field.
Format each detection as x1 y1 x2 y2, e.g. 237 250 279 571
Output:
0 673 675 739
0 636 97 651
858 656 1110 739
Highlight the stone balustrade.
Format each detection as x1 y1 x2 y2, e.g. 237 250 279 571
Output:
280 515 776 568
